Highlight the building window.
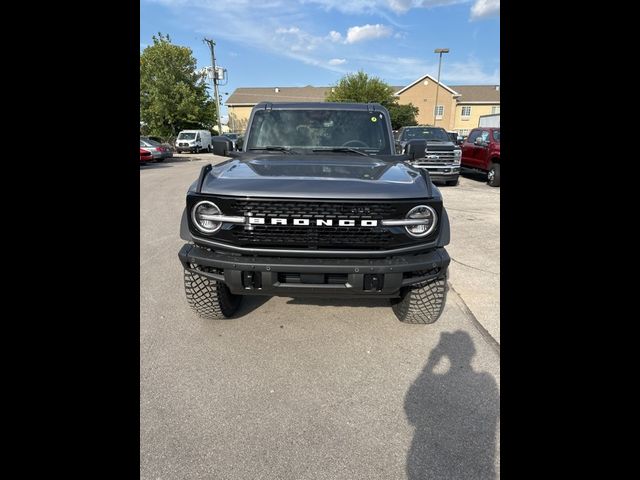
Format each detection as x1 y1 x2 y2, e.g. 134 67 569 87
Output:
434 105 444 119
461 106 471 119
492 106 500 114
458 129 470 136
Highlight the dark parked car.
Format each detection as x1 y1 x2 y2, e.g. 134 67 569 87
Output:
140 148 153 165
147 136 176 153
178 102 451 325
222 133 240 151
461 128 500 187
140 137 173 162
394 126 461 186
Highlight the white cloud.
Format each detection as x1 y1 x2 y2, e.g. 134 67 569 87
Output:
328 30 342 42
470 0 499 20
350 53 499 84
142 0 497 80
345 24 393 44
388 0 414 13
276 27 301 34
303 0 468 15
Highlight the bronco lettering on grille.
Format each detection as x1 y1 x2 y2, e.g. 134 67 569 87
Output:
247 217 378 227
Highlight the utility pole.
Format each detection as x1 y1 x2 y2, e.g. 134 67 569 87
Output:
433 48 449 126
203 38 223 135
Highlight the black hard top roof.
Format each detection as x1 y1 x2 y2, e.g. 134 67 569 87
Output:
253 101 386 111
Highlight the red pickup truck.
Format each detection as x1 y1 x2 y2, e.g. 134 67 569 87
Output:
461 127 500 187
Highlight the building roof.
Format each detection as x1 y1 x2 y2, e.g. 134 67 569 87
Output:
227 86 332 105
449 85 500 103
394 74 460 96
226 83 499 106
227 85 407 106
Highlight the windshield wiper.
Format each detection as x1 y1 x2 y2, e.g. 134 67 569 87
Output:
311 147 371 157
248 146 293 154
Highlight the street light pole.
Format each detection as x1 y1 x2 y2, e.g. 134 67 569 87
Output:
433 48 449 126
203 38 223 135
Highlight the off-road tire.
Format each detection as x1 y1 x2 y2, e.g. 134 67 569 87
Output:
487 163 500 187
184 266 241 319
391 272 448 324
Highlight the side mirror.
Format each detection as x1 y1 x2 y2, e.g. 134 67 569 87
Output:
211 137 232 156
404 139 427 160
474 137 486 146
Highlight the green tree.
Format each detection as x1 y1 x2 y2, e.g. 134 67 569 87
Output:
140 33 218 138
386 103 419 130
325 70 419 130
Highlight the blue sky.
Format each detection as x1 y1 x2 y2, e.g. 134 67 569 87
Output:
140 0 499 120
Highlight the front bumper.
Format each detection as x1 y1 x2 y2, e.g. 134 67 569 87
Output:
178 244 450 297
411 164 460 179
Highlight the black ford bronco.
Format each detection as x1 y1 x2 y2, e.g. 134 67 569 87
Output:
178 102 451 324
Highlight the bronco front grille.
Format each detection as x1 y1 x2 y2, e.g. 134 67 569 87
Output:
233 225 393 248
190 197 440 250
222 200 409 249
230 200 400 219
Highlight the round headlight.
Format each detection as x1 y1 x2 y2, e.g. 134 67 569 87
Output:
191 201 222 234
405 205 438 237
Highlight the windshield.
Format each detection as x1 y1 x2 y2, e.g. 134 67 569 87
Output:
492 130 500 142
226 134 238 139
178 132 196 140
246 109 392 154
403 127 451 142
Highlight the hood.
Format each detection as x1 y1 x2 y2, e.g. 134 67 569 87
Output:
198 154 434 199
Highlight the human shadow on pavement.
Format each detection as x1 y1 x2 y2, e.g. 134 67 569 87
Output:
405 330 499 479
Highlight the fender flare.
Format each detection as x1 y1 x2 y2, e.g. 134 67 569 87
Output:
179 208 192 241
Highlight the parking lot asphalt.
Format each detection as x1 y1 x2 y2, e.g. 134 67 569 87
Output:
439 170 500 344
140 153 500 479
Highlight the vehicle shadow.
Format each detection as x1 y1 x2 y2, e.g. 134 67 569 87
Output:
285 297 390 308
164 155 203 163
405 330 499 479
140 162 173 169
233 295 271 318
460 168 489 184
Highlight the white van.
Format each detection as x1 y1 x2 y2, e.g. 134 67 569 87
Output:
175 130 213 153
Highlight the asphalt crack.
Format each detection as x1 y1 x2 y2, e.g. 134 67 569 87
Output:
451 257 499 276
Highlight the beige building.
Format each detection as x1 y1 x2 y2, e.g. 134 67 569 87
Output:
448 85 500 136
225 77 499 136
393 75 500 135
394 74 460 130
226 86 332 133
